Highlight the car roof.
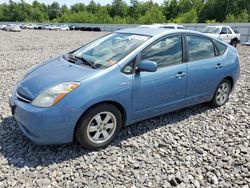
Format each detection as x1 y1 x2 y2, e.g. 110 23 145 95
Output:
116 27 197 37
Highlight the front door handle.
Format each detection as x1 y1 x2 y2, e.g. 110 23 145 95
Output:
216 63 223 69
176 72 186 78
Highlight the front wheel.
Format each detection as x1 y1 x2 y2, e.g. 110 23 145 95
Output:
210 79 231 107
230 40 237 48
75 104 122 150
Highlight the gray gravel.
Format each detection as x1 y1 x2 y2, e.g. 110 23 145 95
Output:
0 30 249 187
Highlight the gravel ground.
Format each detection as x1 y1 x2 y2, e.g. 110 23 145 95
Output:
0 30 249 188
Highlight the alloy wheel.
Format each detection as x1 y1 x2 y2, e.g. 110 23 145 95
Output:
216 82 230 105
86 111 117 144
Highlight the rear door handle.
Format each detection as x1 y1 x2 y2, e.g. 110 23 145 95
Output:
176 72 186 78
216 63 223 69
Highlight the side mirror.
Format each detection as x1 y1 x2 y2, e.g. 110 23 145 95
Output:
220 31 226 35
138 60 157 72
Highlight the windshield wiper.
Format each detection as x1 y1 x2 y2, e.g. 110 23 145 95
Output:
63 53 77 63
76 56 96 69
63 53 96 69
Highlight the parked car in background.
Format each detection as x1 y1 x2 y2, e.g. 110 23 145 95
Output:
202 26 240 47
49 25 61 31
69 25 77 30
138 24 184 29
59 25 70 31
4 24 21 32
10 28 240 150
25 24 36 29
0 24 7 30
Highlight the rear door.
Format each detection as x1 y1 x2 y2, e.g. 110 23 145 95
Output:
185 34 224 103
226 27 235 42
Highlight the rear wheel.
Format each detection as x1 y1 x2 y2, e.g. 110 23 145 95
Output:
75 104 122 150
210 79 231 107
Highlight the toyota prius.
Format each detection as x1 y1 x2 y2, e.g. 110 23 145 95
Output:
9 28 240 150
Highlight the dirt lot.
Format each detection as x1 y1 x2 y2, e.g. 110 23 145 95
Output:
0 30 249 187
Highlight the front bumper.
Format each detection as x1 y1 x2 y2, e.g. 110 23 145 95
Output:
9 92 77 145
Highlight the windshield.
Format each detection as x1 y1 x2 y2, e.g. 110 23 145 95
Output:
72 33 150 69
202 27 220 34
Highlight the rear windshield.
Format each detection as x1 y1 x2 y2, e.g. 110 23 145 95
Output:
234 29 240 34
161 26 175 29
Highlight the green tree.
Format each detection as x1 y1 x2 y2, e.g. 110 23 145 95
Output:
0 4 5 21
163 0 179 20
110 0 128 17
0 0 249 24
71 3 86 13
178 0 193 14
198 0 230 22
225 10 249 23
47 2 61 20
173 8 198 23
87 0 99 14
138 6 165 24
129 0 139 18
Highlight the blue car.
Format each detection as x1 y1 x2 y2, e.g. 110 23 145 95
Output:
9 28 240 150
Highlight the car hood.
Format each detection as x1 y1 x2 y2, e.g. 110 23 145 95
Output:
17 56 98 100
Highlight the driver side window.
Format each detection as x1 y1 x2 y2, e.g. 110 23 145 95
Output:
141 35 183 68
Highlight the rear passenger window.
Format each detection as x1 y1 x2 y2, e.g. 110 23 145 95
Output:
227 27 232 34
213 40 227 55
187 35 215 62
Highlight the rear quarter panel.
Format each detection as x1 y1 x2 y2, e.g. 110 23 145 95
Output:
221 46 240 89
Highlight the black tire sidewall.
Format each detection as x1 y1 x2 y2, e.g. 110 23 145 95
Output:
231 40 237 47
76 104 122 150
211 79 232 107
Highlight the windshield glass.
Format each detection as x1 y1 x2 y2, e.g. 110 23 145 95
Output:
72 33 150 69
202 27 220 34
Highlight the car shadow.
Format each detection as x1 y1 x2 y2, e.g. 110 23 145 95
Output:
0 103 212 168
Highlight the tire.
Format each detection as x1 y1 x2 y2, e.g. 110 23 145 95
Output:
231 40 237 48
75 104 122 150
210 79 232 107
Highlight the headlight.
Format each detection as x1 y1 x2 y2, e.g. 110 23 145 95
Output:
32 82 80 107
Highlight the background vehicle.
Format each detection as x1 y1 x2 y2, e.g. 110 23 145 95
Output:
49 25 61 31
10 28 240 150
202 26 240 47
4 24 21 32
25 24 36 29
0 24 7 30
59 25 70 31
138 23 184 29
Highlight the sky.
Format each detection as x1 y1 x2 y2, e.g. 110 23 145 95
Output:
0 0 165 6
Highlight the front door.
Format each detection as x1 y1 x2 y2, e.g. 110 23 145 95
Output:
132 34 187 120
220 27 230 43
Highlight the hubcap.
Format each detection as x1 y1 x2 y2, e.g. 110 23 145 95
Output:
216 82 230 105
87 112 117 144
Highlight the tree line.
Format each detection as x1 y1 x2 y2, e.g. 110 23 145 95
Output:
0 0 249 24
